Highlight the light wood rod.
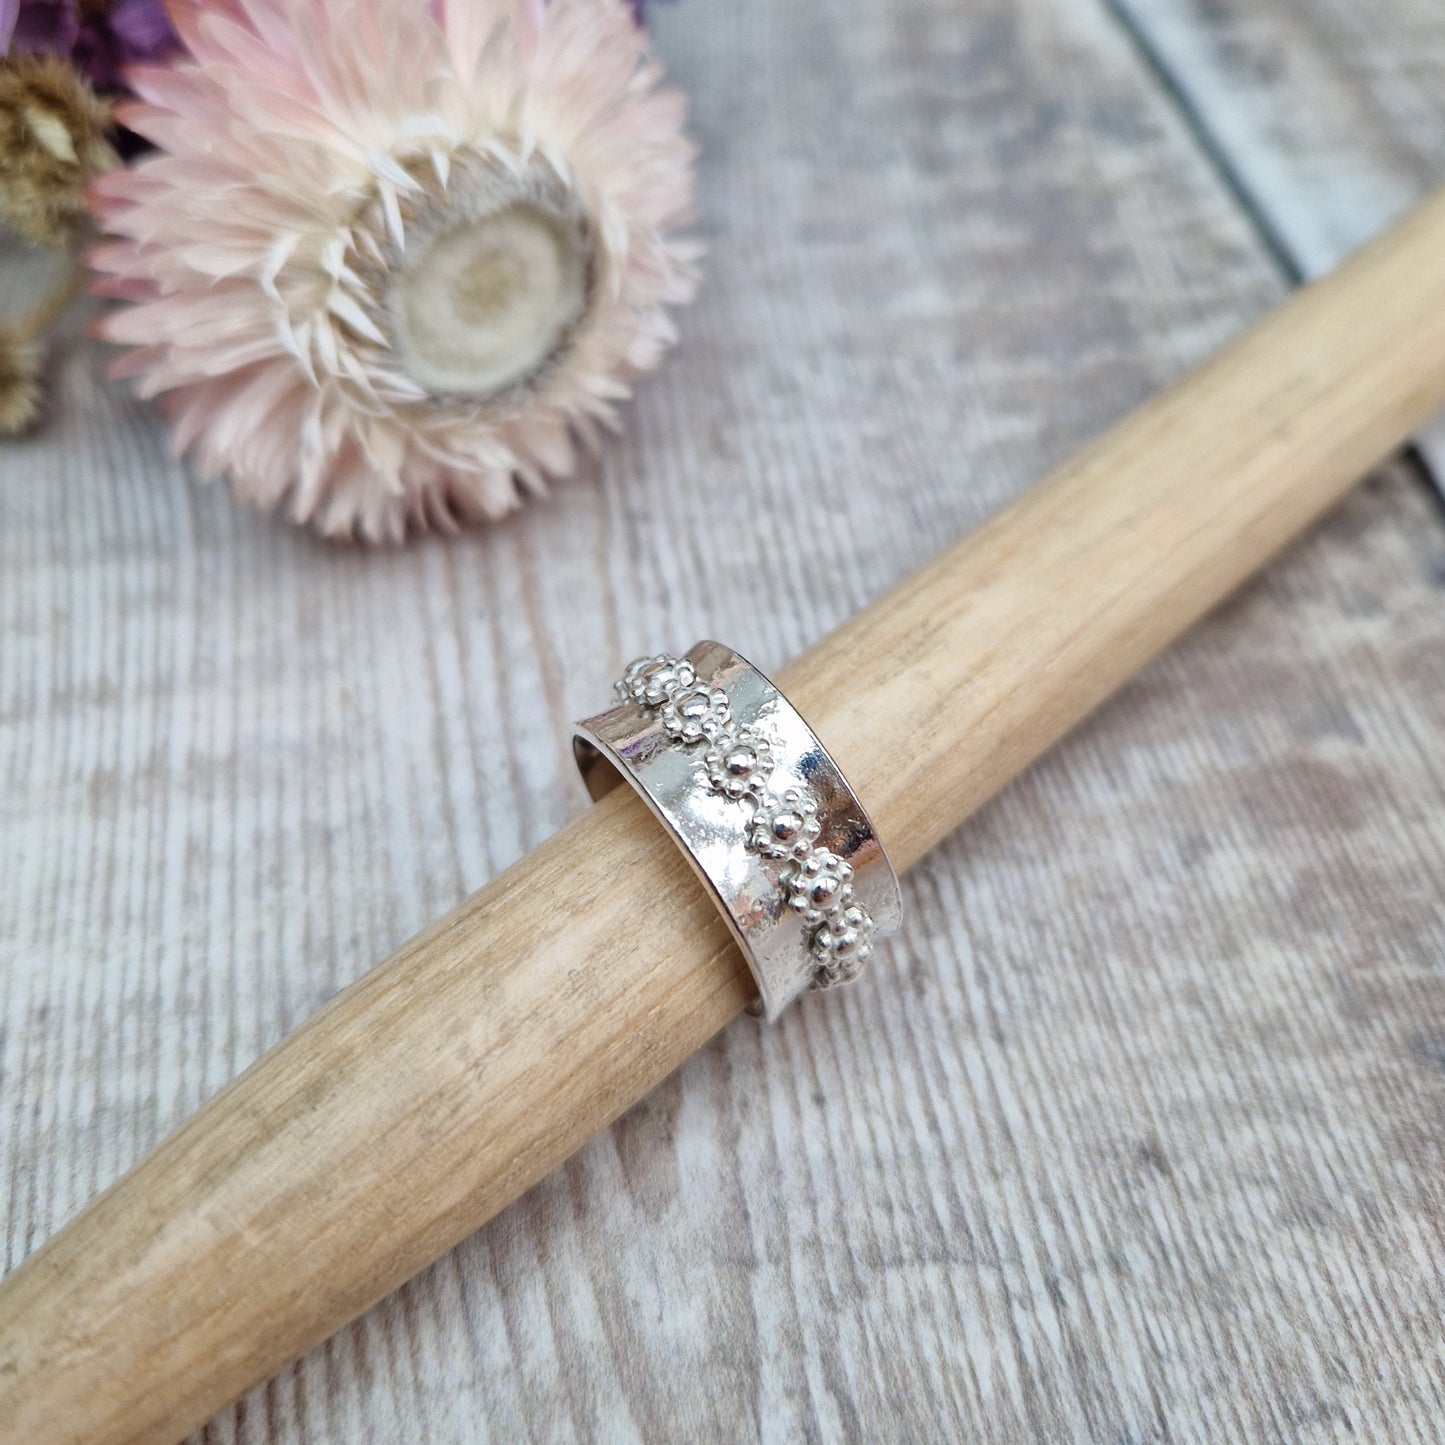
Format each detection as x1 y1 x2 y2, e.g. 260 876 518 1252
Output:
5 187 1445 1445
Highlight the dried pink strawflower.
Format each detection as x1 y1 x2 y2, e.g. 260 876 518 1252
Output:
89 0 699 541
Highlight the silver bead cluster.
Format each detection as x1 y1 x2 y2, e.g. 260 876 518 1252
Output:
615 654 875 989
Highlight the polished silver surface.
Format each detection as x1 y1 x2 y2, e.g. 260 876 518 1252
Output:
573 641 902 1020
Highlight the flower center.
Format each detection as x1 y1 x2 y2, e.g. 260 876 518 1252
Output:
677 688 713 720
771 812 804 842
807 874 842 906
389 199 590 400
725 746 757 776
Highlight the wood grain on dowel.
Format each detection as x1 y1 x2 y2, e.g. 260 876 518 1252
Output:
5 187 1445 1445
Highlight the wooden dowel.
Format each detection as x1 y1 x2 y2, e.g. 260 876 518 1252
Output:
6 187 1445 1445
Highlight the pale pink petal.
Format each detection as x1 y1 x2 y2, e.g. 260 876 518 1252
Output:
92 0 698 542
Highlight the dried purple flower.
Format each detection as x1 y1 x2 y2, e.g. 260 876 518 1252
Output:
72 0 175 93
2 0 176 94
1 0 78 57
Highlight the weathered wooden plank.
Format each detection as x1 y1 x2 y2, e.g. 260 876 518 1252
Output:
2 0 1443 1441
1111 0 1445 477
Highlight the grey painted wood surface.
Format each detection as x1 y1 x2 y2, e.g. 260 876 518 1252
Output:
1115 0 1445 478
4 0 1445 1440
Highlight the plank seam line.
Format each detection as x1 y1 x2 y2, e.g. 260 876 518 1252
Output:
1097 0 1305 282
1096 0 1445 521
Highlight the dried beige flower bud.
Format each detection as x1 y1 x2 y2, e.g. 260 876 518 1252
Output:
0 325 42 435
0 55 117 249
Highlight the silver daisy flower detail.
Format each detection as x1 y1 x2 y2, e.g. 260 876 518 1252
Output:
661 682 732 744
703 726 775 801
785 850 855 925
746 788 821 860
616 654 697 708
810 903 875 986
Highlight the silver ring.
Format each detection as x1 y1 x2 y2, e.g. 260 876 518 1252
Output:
572 641 902 1020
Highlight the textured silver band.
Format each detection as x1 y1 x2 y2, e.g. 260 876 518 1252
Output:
572 641 902 1020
